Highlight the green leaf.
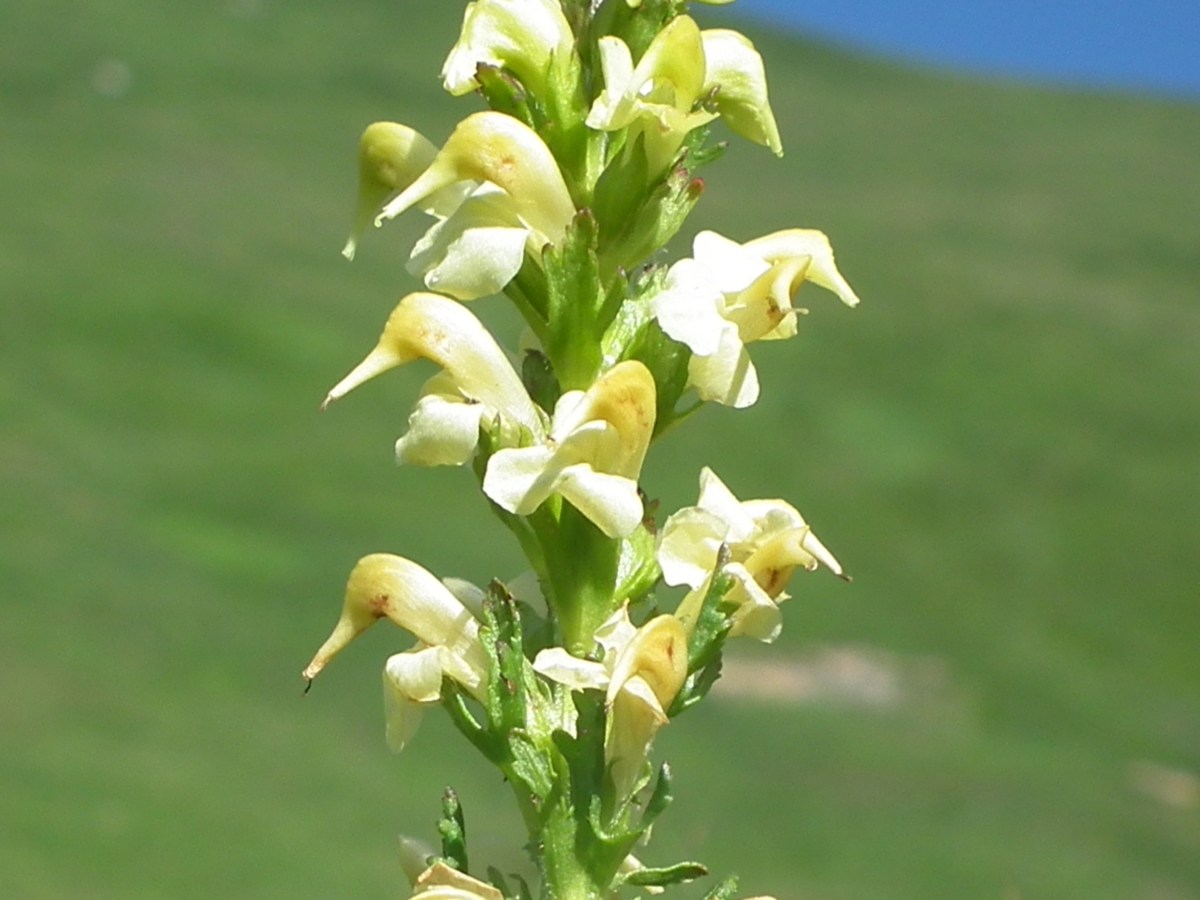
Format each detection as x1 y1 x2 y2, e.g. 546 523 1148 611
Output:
487 867 534 900
602 166 706 274
613 522 661 607
686 550 735 672
543 210 605 390
621 860 709 888
443 683 506 763
641 762 674 829
482 581 528 734
508 729 556 801
476 64 538 131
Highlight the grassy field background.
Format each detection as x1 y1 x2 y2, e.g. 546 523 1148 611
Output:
3 0 1198 897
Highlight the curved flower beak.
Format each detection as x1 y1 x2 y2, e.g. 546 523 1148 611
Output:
743 228 861 309
302 553 488 689
321 292 542 437
343 122 439 261
376 111 575 247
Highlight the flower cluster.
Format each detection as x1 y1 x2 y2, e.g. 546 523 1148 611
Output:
304 1 858 897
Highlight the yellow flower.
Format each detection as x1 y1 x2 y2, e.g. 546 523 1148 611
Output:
587 16 715 175
441 0 576 100
342 122 448 262
587 16 781 171
534 605 688 801
303 555 489 751
377 111 575 248
322 292 544 465
360 112 576 299
482 361 656 538
700 28 781 155
652 228 859 407
658 467 846 641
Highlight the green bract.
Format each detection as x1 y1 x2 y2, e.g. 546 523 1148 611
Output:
305 3 861 898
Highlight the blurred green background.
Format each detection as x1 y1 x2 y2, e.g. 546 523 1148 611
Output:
3 0 1198 897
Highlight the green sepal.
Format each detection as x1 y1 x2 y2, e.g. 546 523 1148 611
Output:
683 135 728 173
475 64 539 131
592 134 651 250
619 860 709 889
438 787 469 873
677 115 726 173
481 581 529 735
702 876 741 900
508 729 556 802
602 166 706 274
521 348 561 415
613 522 661 607
542 209 605 391
532 495 622 656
